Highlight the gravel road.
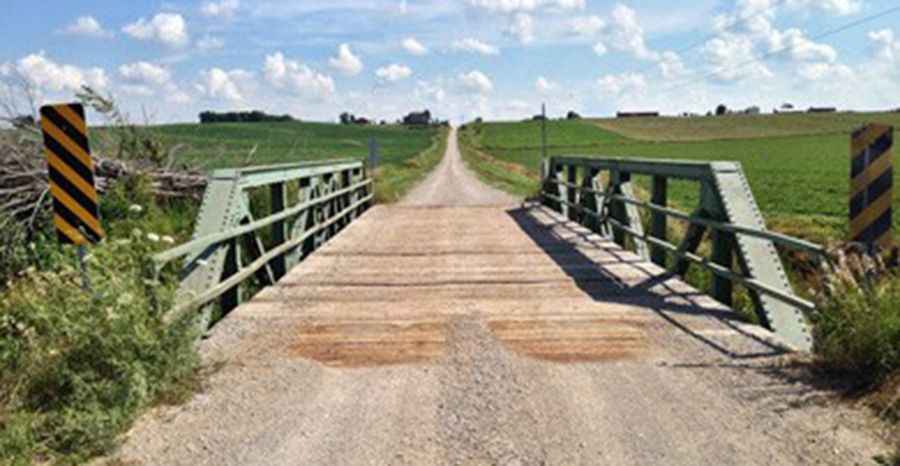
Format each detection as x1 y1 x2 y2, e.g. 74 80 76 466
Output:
117 129 891 465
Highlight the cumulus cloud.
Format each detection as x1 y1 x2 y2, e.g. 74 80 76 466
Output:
197 35 225 51
376 64 413 82
402 37 428 56
202 0 240 19
506 13 535 44
770 28 837 63
869 29 899 62
61 16 112 38
264 52 336 99
593 42 608 56
596 72 646 95
12 52 108 92
466 0 584 13
535 76 557 93
123 13 189 47
797 62 854 81
570 16 606 36
196 68 251 101
703 35 773 82
607 4 657 61
452 38 500 55
328 44 364 76
119 62 171 86
460 70 494 94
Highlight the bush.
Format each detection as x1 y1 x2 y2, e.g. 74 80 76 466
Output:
814 270 900 385
0 207 200 464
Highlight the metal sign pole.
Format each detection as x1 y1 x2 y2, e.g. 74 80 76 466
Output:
541 103 547 161
77 244 91 292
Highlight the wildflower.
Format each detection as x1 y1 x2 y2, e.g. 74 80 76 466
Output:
129 204 144 214
131 228 143 238
147 233 160 243
82 254 95 264
161 235 175 245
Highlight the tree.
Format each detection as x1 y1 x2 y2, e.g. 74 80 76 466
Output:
715 104 728 116
339 112 354 125
566 111 581 120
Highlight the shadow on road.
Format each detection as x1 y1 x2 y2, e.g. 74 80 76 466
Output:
506 203 789 361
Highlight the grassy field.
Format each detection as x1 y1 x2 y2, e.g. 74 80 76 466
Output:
131 121 440 171
462 113 900 244
593 111 900 142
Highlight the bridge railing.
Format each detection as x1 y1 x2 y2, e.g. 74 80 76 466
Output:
540 156 825 351
154 159 372 326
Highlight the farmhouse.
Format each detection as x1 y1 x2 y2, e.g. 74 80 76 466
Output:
403 110 432 125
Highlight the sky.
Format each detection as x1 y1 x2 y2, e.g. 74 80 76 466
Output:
1 0 899 124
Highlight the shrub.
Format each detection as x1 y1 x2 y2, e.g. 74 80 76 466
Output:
0 210 200 464
813 255 900 385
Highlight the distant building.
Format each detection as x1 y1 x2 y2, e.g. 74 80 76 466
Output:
403 110 432 126
743 106 761 115
617 111 659 118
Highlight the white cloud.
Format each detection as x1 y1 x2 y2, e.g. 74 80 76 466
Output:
264 52 336 99
402 37 428 56
197 35 225 51
570 16 606 36
123 13 189 48
466 0 584 13
452 38 500 55
328 44 363 76
202 0 240 19
597 72 646 95
703 35 773 82
770 28 837 63
536 76 557 93
196 68 251 101
119 62 171 86
14 52 108 92
376 64 413 82
869 29 899 62
607 4 658 61
797 62 854 81
506 13 535 44
658 51 688 79
460 70 494 94
593 42 608 56
61 16 112 38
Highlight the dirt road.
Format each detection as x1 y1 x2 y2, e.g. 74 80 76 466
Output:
119 129 889 465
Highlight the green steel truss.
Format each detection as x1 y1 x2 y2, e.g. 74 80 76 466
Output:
154 159 373 326
541 156 823 351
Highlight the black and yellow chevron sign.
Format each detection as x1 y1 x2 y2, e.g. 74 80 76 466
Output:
850 123 893 249
40 103 104 245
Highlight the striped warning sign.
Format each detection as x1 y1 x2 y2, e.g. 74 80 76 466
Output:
850 123 893 249
40 103 104 245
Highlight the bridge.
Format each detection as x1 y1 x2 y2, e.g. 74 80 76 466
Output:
120 129 882 465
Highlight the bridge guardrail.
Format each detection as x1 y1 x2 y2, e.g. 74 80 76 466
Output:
540 156 825 351
154 158 372 327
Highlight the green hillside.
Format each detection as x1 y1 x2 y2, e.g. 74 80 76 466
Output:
148 121 439 169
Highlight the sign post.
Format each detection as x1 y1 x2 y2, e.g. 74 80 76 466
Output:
850 123 893 251
39 103 104 289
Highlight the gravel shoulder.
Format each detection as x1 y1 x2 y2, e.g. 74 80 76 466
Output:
116 129 891 466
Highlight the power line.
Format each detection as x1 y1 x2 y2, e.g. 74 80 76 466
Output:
631 0 791 76
658 4 900 95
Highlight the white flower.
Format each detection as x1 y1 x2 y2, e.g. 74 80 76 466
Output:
161 235 175 245
129 204 144 214
131 228 143 238
82 254 94 263
146 233 160 243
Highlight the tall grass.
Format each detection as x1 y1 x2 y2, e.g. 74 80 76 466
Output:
0 176 201 465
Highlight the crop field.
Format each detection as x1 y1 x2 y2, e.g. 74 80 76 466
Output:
142 121 439 170
462 112 900 243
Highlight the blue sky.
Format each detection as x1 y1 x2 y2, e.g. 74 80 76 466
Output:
1 0 899 124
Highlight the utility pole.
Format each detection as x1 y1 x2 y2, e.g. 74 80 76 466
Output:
541 102 547 161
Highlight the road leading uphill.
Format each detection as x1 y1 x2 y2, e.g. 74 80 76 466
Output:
118 128 889 465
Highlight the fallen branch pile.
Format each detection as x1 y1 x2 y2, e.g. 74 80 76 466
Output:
0 127 207 230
